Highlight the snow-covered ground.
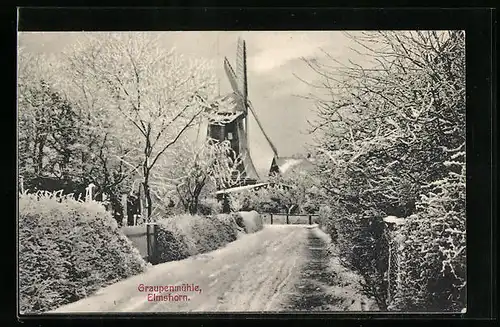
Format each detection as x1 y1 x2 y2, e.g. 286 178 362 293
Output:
50 225 377 313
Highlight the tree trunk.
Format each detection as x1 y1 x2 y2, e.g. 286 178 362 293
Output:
145 181 153 221
36 137 45 175
189 197 198 215
140 164 154 223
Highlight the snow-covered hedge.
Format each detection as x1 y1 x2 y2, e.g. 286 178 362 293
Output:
228 189 282 213
237 211 263 234
391 156 466 312
215 213 241 239
197 197 223 216
317 205 335 238
155 214 239 263
307 31 466 311
19 192 148 314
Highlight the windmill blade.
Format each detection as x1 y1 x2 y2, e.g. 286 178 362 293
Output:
237 118 260 181
247 100 279 158
236 38 248 101
223 57 240 95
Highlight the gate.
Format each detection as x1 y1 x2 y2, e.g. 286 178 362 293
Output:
122 223 159 265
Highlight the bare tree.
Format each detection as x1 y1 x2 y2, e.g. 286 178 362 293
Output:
169 138 243 215
65 33 217 221
301 31 465 310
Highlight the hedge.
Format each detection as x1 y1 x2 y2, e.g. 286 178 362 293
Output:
237 211 264 234
19 193 148 314
155 214 240 263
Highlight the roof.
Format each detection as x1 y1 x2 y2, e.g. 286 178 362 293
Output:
215 182 270 195
211 93 245 114
207 111 244 125
383 216 406 225
274 157 316 175
215 182 293 195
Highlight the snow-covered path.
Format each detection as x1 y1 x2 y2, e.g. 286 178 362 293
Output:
52 225 311 313
51 224 376 313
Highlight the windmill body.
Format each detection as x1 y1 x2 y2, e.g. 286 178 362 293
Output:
206 38 279 188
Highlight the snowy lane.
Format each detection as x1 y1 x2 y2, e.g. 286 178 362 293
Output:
51 225 311 313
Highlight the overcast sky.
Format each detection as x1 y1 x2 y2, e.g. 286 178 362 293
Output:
18 31 364 178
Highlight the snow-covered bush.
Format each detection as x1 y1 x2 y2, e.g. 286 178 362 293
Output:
238 211 264 234
229 211 245 230
317 205 333 234
392 152 466 311
304 31 465 311
155 214 239 263
19 192 148 314
198 197 223 216
228 192 245 212
227 188 285 214
250 188 283 213
213 213 240 239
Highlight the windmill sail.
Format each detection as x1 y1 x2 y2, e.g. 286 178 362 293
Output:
237 118 259 180
223 58 240 97
207 37 277 186
236 38 248 102
247 100 279 158
235 37 254 181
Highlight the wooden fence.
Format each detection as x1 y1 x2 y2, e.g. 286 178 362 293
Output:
261 213 319 225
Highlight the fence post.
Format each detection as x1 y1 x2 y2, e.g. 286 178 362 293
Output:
387 236 392 304
146 223 159 264
270 213 273 225
382 216 406 310
19 176 24 193
85 183 96 202
309 215 312 225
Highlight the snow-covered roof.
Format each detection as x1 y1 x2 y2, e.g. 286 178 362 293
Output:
274 157 316 175
215 182 270 195
382 216 406 225
211 93 245 112
207 93 246 125
207 111 244 125
215 181 293 195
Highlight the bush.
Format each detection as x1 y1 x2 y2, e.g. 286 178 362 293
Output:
155 214 239 263
391 158 466 312
318 205 336 237
228 189 282 214
307 31 465 311
336 210 389 310
229 212 245 230
19 192 148 314
214 213 240 240
238 211 264 234
198 197 223 216
301 201 319 214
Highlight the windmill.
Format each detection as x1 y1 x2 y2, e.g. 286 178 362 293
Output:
205 37 279 188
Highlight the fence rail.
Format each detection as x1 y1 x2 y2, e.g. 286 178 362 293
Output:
261 213 319 225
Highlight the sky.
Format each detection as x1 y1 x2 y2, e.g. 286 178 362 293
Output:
18 31 364 178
